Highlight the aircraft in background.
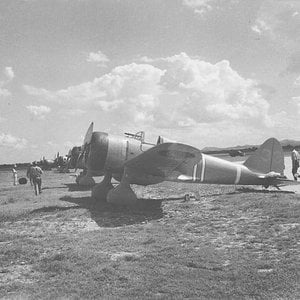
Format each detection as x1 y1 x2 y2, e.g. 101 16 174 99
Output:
70 122 298 206
38 156 56 170
228 149 245 157
37 153 70 171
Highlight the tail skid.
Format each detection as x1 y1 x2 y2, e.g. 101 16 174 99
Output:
243 138 284 175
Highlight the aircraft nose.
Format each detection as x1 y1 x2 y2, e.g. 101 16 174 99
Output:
87 132 109 171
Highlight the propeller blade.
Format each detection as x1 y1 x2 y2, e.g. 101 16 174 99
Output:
74 122 94 171
83 122 94 145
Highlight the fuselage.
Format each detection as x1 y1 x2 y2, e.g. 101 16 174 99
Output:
82 131 267 186
176 154 265 185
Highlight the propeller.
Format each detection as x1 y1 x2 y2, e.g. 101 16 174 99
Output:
76 122 94 170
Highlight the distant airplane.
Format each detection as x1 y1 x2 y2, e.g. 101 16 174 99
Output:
72 122 298 205
37 153 69 171
228 149 245 157
38 156 55 170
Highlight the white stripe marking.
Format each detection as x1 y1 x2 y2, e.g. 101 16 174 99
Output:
201 154 206 182
235 165 241 184
193 164 197 182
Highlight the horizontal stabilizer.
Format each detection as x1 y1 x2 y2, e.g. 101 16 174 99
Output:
275 179 300 186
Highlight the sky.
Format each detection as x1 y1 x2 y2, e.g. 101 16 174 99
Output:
0 0 300 164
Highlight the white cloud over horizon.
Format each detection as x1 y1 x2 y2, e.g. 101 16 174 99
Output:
182 0 213 15
23 53 273 144
0 133 28 149
252 1 300 42
4 67 15 81
1 1 300 164
26 105 51 119
0 66 15 98
87 50 110 66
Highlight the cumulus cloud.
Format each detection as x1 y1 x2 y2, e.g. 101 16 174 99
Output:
182 0 213 15
252 1 300 41
0 66 14 97
182 0 238 16
251 19 272 36
24 63 164 105
26 105 51 119
87 51 109 66
24 81 107 103
24 53 271 132
4 67 15 80
152 53 271 127
0 133 28 149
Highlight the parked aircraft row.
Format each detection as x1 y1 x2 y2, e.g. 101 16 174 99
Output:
36 153 70 172
65 122 298 206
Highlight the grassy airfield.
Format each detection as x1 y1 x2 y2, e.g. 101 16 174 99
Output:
0 165 299 299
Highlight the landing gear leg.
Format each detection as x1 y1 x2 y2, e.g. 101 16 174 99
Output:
107 169 137 206
91 172 113 202
76 169 95 186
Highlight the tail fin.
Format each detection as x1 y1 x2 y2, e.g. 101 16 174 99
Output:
244 138 284 174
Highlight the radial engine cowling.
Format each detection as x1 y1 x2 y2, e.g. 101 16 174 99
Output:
86 132 109 173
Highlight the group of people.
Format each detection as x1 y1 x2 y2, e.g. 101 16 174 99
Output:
12 162 43 195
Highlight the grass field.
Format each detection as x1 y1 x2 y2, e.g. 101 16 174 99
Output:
0 168 299 299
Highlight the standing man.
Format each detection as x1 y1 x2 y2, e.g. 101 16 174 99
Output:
291 148 299 180
30 162 43 195
12 164 18 186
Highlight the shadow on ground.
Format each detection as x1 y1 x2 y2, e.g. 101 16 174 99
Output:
30 205 82 214
42 186 68 190
64 183 93 192
236 187 295 194
59 195 164 227
202 186 295 198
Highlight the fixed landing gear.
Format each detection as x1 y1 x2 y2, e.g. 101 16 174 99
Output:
91 173 113 202
107 173 138 205
92 169 138 205
76 170 95 186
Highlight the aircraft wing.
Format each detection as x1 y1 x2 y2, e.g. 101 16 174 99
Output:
125 142 202 180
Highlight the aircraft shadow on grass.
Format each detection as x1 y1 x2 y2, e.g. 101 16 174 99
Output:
30 205 82 214
203 186 295 198
64 183 92 192
236 187 295 194
58 195 164 227
42 186 68 190
41 184 91 191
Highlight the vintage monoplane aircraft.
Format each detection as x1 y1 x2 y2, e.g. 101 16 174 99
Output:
37 153 69 171
38 156 56 170
71 122 298 206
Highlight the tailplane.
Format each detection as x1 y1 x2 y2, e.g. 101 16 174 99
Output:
243 138 284 175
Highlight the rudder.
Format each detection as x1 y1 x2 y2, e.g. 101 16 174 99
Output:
243 138 284 174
